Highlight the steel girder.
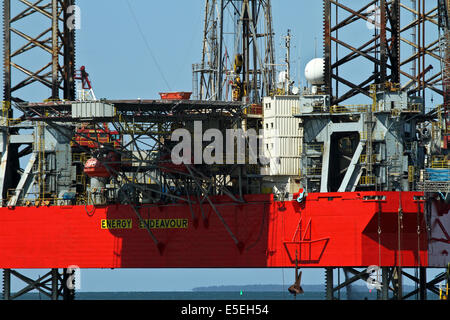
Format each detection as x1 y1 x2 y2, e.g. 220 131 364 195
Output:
3 0 76 103
323 1 444 106
323 0 400 105
2 268 75 300
1 0 76 301
324 266 446 300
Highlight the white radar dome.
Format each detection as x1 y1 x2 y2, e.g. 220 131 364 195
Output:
305 58 325 85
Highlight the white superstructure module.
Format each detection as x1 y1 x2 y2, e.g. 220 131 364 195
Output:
261 95 302 196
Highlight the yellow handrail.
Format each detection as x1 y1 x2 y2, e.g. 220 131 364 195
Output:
359 175 376 185
431 156 449 169
359 154 377 163
305 167 322 175
360 131 384 140
330 105 370 114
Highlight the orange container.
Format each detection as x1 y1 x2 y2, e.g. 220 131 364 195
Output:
159 92 192 100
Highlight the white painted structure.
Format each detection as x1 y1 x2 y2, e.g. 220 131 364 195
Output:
261 95 303 195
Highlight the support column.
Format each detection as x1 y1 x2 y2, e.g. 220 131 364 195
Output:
51 268 58 300
51 0 59 99
1 268 75 300
379 0 387 84
381 267 389 300
2 269 11 300
325 267 334 300
343 268 353 300
393 267 403 300
3 0 11 103
419 267 427 300
63 0 76 101
63 268 75 301
389 0 400 83
323 0 332 99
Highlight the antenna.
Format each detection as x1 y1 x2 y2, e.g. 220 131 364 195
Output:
314 36 317 58
284 29 292 94
298 38 302 92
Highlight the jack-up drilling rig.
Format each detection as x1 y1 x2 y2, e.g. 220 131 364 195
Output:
0 0 448 300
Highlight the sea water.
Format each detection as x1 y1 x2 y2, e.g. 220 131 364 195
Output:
8 290 438 300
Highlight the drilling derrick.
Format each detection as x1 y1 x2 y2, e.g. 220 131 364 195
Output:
194 0 276 103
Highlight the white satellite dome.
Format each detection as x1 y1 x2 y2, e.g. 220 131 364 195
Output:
305 58 325 85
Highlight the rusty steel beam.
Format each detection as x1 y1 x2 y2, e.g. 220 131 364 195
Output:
51 0 58 98
323 0 332 98
380 0 387 84
398 1 442 99
330 0 381 30
331 1 378 32
3 0 76 104
330 36 390 68
331 36 380 69
3 0 11 104
400 38 440 64
322 0 444 104
332 73 378 104
323 0 400 104
387 0 400 84
62 0 75 100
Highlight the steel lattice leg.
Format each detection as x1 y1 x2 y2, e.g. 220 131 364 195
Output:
325 267 334 300
2 269 11 300
381 267 389 300
419 267 427 300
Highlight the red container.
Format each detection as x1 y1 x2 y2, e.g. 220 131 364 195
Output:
159 92 192 100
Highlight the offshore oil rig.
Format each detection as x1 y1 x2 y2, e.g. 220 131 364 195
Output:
0 0 449 300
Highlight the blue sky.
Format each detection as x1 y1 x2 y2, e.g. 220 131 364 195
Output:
74 0 323 100
1 0 324 102
2 0 444 293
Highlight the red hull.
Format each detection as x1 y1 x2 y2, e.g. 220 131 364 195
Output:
0 191 430 268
